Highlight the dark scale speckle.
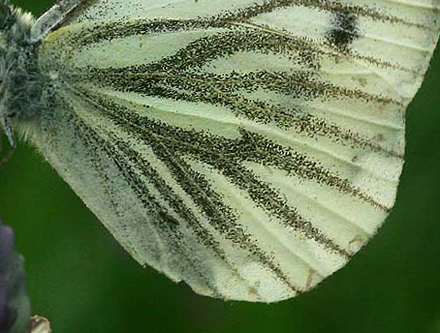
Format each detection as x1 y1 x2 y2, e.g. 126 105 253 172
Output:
68 112 233 298
73 60 401 158
74 89 382 257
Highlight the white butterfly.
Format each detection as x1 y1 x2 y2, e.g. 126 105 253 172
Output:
1 0 439 303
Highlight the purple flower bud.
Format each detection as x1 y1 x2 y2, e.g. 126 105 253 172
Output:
0 220 31 333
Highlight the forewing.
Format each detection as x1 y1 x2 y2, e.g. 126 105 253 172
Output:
30 0 440 302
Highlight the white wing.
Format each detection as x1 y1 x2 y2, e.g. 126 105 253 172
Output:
26 0 440 302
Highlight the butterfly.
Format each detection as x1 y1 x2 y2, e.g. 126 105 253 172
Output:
0 0 439 303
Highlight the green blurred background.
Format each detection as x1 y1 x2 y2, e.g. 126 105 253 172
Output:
1 1 440 332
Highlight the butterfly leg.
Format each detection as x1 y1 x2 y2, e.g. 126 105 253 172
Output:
0 117 15 169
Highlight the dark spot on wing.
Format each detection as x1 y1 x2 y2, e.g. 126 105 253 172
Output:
326 10 359 52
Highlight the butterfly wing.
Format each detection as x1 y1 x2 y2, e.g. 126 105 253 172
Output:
27 0 440 302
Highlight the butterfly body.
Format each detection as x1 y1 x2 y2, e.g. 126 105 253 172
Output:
1 0 439 303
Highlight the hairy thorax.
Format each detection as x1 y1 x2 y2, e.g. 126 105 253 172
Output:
0 5 42 145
